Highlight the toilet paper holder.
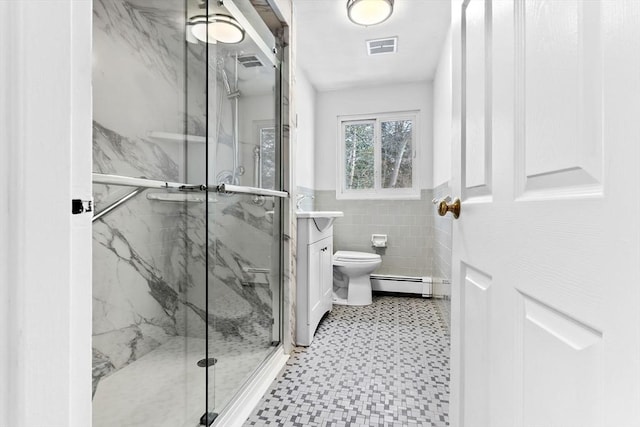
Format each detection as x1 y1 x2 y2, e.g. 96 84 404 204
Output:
371 234 388 248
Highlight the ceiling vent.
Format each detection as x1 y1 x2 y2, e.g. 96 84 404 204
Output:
367 37 398 55
237 54 263 68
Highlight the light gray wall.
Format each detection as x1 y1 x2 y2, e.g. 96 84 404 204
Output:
316 190 434 277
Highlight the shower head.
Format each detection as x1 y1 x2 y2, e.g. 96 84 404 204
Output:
220 68 233 95
213 57 232 94
217 58 241 98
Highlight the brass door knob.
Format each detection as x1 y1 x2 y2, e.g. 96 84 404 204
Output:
437 198 461 219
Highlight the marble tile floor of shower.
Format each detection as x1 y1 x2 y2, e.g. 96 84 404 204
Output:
245 296 450 426
92 336 274 427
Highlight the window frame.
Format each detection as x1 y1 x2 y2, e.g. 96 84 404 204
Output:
337 111 420 200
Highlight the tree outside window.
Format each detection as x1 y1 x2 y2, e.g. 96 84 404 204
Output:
344 122 374 190
339 112 418 199
381 119 413 189
260 126 276 190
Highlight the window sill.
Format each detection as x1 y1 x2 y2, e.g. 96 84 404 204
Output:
335 190 422 201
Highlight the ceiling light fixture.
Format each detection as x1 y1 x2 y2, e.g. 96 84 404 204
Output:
347 0 394 26
187 14 245 44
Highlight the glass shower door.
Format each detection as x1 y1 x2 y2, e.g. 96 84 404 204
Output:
206 190 282 414
91 0 210 425
201 0 283 418
92 0 285 424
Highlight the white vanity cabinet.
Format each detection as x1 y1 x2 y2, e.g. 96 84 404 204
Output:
296 211 343 346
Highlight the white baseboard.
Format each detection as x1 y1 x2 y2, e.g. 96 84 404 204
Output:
213 346 289 427
371 275 432 297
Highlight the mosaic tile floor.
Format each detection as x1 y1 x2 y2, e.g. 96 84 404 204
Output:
245 296 450 426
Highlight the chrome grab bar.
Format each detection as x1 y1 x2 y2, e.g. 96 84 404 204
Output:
93 187 145 222
92 173 204 191
215 183 288 199
253 146 262 189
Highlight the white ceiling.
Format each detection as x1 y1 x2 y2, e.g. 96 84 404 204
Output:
294 0 451 91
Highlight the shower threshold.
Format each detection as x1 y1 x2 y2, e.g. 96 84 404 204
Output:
92 336 274 427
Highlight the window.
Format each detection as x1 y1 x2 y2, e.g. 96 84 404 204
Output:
338 112 418 199
254 120 276 190
259 125 276 190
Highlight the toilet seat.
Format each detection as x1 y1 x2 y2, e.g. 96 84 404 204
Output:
334 250 381 264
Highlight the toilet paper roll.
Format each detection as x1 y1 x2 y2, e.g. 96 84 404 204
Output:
371 234 388 248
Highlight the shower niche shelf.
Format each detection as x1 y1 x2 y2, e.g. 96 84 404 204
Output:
146 193 215 203
147 131 206 144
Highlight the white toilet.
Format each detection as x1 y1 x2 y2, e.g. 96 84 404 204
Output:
333 250 382 306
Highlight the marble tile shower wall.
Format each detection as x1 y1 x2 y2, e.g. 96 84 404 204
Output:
92 0 276 397
177 196 277 342
433 182 452 297
92 135 195 396
315 190 435 277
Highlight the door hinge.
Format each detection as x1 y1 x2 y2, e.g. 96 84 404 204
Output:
72 199 93 215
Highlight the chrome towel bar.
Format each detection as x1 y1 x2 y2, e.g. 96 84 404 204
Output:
215 183 288 199
92 173 203 190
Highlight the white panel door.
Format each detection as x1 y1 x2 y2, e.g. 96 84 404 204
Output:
450 1 640 426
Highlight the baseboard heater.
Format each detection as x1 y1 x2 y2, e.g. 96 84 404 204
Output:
370 274 432 297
